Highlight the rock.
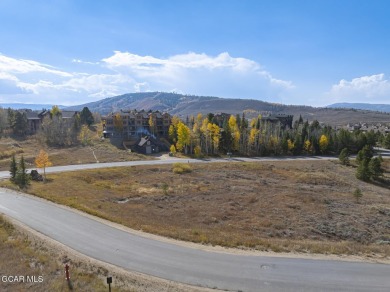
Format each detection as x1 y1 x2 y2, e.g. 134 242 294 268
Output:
30 170 43 181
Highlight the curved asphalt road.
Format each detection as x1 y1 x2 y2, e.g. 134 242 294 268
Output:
1 189 390 291
1 154 390 291
0 155 337 180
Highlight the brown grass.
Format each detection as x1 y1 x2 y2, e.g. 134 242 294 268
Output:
0 215 121 291
0 134 152 171
4 159 389 258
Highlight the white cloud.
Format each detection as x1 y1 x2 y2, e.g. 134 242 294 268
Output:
0 51 293 105
102 51 293 99
71 59 100 65
328 74 390 103
0 53 72 77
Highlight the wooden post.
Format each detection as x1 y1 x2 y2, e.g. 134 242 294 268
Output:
65 264 70 281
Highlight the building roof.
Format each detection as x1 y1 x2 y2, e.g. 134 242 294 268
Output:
61 111 78 119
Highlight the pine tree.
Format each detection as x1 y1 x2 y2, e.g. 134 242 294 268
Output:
13 111 28 136
355 147 372 181
338 148 350 166
356 145 373 164
369 157 383 180
10 154 17 182
353 188 363 203
15 156 30 188
383 133 390 149
80 107 94 126
356 161 371 181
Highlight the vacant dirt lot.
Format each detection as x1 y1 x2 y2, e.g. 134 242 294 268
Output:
7 158 389 259
0 136 151 171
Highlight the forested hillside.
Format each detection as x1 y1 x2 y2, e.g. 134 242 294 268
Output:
65 92 390 126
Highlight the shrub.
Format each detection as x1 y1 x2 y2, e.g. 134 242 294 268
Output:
172 162 192 174
353 188 363 203
162 183 169 195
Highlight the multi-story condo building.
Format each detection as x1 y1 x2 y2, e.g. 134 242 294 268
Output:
103 109 171 139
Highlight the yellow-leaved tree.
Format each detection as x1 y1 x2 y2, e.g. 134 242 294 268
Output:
170 144 177 154
228 115 240 151
319 135 329 154
35 150 52 182
304 139 312 154
176 122 191 153
287 139 295 153
113 113 123 132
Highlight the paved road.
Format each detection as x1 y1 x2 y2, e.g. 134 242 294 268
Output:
1 147 388 180
0 155 336 180
1 189 389 292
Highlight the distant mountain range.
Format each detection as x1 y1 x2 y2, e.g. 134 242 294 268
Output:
2 93 389 126
327 103 390 113
64 92 390 126
0 103 65 110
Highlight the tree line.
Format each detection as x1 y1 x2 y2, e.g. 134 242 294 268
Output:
0 106 97 146
168 113 390 157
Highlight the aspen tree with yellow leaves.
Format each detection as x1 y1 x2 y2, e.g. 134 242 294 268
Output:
176 122 191 153
304 139 312 154
113 113 123 133
228 115 240 151
34 150 52 182
319 135 329 154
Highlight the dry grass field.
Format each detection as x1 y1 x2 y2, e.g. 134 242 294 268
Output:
3 159 389 259
0 135 151 171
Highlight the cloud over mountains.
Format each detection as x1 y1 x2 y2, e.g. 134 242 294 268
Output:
1 52 389 106
328 74 390 104
0 51 292 105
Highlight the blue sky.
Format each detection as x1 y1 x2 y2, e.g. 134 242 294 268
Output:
1 0 390 106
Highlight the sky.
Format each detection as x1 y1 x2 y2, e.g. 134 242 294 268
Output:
0 0 390 107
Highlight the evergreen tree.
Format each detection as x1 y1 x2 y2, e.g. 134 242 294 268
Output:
80 107 94 126
355 146 373 181
356 160 371 181
369 157 383 180
298 114 303 124
353 188 363 203
383 133 390 149
356 145 373 164
338 148 350 165
9 154 17 181
15 156 30 188
12 111 28 135
219 119 233 153
7 108 15 129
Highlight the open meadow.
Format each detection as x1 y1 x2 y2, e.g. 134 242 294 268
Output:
0 135 151 172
